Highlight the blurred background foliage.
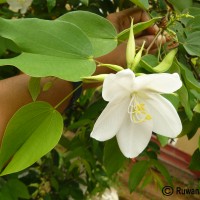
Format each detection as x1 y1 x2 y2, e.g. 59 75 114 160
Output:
0 0 200 199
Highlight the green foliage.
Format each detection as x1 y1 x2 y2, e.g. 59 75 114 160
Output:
129 160 149 192
0 178 30 199
140 49 178 73
189 148 200 170
28 77 41 101
58 11 117 57
167 0 193 12
0 102 63 176
0 0 200 198
130 0 149 10
103 138 127 176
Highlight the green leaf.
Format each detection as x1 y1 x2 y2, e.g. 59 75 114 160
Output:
0 36 20 55
140 54 159 71
179 112 200 138
28 77 41 101
167 0 193 12
103 138 127 176
189 148 200 170
46 0 56 12
183 31 200 56
117 17 161 43
178 61 200 92
157 135 169 147
0 17 96 81
162 93 180 110
129 160 149 192
0 102 63 175
140 173 153 190
130 0 150 10
80 0 89 6
184 16 200 33
42 81 53 91
0 0 6 4
57 11 117 57
7 179 30 199
194 103 200 113
150 159 173 186
177 84 193 120
183 7 200 17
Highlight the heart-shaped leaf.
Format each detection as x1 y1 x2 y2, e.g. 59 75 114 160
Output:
0 102 63 176
0 17 96 81
183 31 200 56
57 11 117 57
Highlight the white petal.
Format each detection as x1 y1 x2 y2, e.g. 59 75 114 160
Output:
91 98 130 141
134 73 182 94
102 69 135 102
116 114 153 158
145 94 182 138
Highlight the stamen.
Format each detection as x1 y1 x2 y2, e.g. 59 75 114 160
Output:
128 94 152 123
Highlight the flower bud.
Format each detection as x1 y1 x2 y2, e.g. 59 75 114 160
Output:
126 19 135 68
98 63 124 72
82 74 107 83
131 41 145 71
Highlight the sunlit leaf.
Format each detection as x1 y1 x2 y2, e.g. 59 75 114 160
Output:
194 103 200 113
0 102 63 175
0 17 96 81
157 135 169 147
58 11 117 57
28 77 41 101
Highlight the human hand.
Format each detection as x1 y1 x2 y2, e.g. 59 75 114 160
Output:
106 7 165 53
96 7 178 67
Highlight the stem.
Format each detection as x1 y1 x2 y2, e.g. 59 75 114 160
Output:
146 29 162 54
54 83 83 110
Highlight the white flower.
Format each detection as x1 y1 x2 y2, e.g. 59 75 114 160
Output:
7 0 33 14
92 187 119 200
91 69 182 158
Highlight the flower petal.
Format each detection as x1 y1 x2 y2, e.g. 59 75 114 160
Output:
91 98 130 141
145 94 182 138
102 69 135 102
116 114 153 158
134 73 182 94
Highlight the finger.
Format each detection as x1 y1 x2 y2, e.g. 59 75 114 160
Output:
107 8 144 32
141 11 160 35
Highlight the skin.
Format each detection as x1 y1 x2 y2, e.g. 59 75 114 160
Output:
0 8 166 143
